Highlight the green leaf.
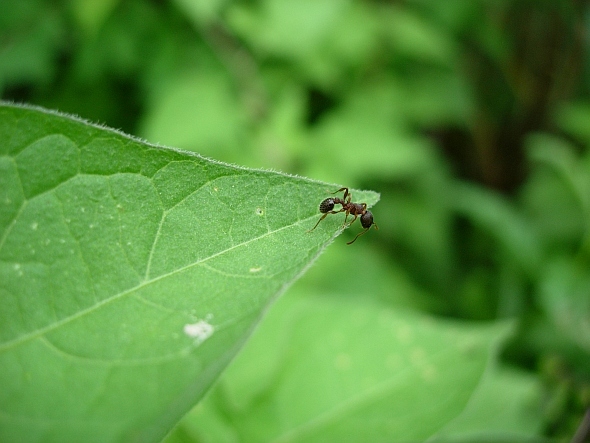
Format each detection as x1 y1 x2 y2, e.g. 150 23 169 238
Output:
0 103 379 442
164 290 523 443
538 257 590 353
139 70 246 158
429 366 542 442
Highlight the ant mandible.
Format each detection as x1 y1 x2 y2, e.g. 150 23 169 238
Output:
308 187 378 244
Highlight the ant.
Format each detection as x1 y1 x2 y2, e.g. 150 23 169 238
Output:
308 187 378 244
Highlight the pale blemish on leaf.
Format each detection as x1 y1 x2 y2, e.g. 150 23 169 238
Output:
334 352 352 370
421 365 437 382
410 347 426 366
396 323 412 343
249 266 262 273
183 320 214 345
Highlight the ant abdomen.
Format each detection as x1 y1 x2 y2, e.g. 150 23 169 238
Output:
360 211 374 229
319 198 335 213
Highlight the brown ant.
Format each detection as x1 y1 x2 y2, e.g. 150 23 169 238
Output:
308 187 378 244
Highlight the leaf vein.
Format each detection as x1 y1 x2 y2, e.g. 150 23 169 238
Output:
0 218 309 352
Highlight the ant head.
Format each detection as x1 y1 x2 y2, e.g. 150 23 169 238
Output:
360 210 374 229
319 198 335 213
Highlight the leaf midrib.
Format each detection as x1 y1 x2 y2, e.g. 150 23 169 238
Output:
0 217 312 352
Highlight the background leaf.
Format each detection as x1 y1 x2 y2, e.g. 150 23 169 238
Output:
163 290 540 443
0 103 379 442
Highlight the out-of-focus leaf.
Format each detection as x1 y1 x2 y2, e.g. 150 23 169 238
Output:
172 0 229 25
164 290 517 443
429 367 542 442
229 0 344 57
450 182 542 277
524 133 590 254
227 0 376 85
538 258 590 352
70 0 120 35
555 101 590 145
380 6 458 65
309 82 438 183
0 0 64 90
139 71 246 161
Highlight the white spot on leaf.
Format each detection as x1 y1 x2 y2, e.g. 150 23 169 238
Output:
249 266 262 273
421 365 437 382
396 324 412 343
183 320 214 345
31 222 38 230
13 263 23 277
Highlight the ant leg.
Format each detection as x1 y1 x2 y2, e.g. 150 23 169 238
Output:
332 187 349 201
347 221 378 244
308 213 328 232
344 213 358 227
347 228 369 245
308 210 342 232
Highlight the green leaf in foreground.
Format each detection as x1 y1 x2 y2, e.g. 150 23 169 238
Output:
164 292 542 443
0 103 379 443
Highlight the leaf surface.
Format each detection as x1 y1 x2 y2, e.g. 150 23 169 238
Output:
0 103 379 442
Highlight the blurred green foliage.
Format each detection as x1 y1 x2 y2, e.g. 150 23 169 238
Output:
2 0 589 440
